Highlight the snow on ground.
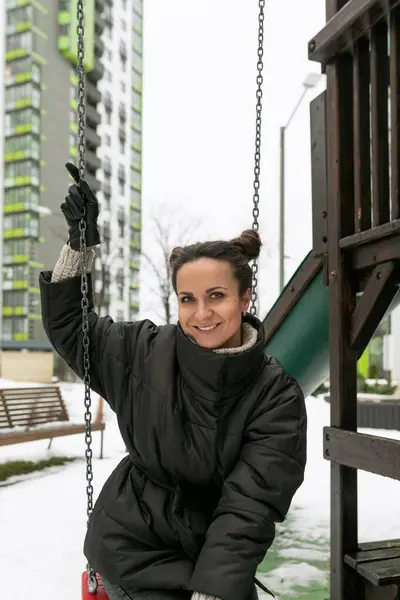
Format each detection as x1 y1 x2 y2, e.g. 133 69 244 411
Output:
1 379 400 599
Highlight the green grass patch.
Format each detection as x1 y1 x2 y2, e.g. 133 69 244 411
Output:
0 456 77 482
257 511 330 599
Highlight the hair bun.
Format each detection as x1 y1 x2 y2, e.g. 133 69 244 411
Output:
169 246 185 268
231 229 261 261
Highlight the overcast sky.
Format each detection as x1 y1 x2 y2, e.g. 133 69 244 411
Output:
140 0 327 320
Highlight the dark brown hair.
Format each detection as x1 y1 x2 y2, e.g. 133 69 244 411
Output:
170 229 262 295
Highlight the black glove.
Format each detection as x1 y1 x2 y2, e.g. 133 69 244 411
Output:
61 162 101 251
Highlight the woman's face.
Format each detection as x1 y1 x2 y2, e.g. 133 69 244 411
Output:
176 258 250 349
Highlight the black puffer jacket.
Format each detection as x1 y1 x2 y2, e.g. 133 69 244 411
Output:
39 271 307 600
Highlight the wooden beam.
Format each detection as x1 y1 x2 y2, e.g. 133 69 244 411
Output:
351 262 400 350
352 235 400 270
370 19 390 226
325 10 361 592
353 36 371 232
323 427 400 480
262 255 322 344
340 219 400 249
310 91 328 257
390 7 400 220
309 0 398 64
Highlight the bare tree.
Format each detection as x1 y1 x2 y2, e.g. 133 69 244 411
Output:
142 207 202 324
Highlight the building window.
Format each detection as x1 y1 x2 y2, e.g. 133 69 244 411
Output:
132 52 142 73
7 5 33 28
131 109 141 130
5 109 40 135
5 134 40 160
131 188 141 206
5 187 39 208
3 290 29 310
4 212 39 238
5 82 40 109
131 148 141 167
2 319 12 341
5 160 40 184
133 12 142 32
132 69 141 90
3 264 29 283
131 130 141 149
132 89 142 110
7 31 33 51
132 31 142 53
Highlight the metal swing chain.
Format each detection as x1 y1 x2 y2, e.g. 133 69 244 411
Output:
76 0 98 593
250 0 265 317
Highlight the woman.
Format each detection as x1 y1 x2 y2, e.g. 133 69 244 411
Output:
39 165 307 600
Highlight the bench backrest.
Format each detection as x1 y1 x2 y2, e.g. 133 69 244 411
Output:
0 386 69 430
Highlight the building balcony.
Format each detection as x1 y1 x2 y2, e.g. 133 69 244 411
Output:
86 149 101 172
117 207 126 222
102 160 112 176
85 171 101 193
87 59 104 83
119 42 127 61
86 81 102 106
86 127 102 150
103 180 111 198
94 36 105 58
86 104 101 128
119 104 126 121
103 10 113 28
104 93 112 112
95 13 105 35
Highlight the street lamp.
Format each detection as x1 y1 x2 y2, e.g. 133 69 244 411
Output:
279 72 323 291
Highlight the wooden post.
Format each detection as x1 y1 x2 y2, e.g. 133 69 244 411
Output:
325 1 362 598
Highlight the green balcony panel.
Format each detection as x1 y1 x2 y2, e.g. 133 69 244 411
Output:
4 203 26 213
6 48 26 61
58 0 95 71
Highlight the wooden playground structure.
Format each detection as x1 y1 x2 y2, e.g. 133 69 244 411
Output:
309 1 400 598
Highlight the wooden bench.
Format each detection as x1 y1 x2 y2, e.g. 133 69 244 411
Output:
345 539 400 599
0 386 105 458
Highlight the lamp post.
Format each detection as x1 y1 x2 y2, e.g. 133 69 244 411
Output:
279 72 322 291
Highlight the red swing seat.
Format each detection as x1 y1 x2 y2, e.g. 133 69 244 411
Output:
82 571 110 599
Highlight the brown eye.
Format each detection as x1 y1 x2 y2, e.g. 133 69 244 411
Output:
210 292 224 300
180 296 193 303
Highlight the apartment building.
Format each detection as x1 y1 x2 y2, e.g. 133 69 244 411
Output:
1 0 143 351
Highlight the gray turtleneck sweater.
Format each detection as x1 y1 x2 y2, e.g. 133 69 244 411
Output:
51 244 259 600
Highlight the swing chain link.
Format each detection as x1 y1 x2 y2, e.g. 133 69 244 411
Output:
76 0 98 594
250 0 265 317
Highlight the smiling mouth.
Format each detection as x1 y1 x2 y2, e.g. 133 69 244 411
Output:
194 324 221 332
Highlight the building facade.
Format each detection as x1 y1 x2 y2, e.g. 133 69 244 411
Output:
1 0 143 350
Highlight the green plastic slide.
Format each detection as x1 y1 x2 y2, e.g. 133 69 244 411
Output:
264 252 329 397
264 251 400 398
